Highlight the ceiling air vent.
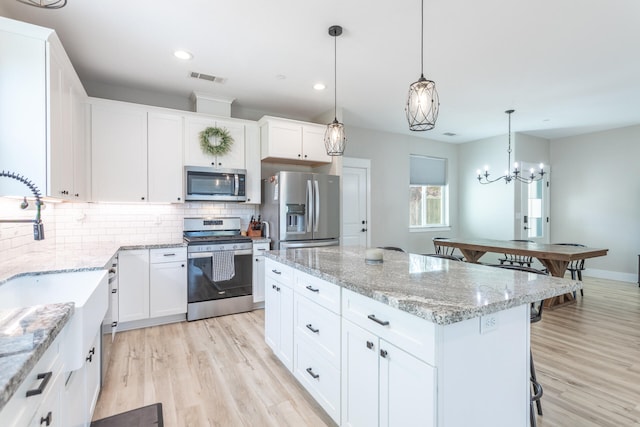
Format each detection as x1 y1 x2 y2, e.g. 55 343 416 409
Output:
189 71 226 84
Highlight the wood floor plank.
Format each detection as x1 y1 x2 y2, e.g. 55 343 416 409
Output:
94 277 640 426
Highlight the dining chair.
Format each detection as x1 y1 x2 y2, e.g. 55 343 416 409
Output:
432 237 464 261
498 240 534 267
553 243 586 296
491 263 545 427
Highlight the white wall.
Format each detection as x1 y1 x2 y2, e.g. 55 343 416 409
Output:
344 125 459 254
550 125 640 279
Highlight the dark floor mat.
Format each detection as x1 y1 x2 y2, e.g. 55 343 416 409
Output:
91 403 163 427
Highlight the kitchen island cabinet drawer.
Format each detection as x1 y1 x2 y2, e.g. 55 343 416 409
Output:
294 341 340 423
294 293 341 368
342 288 436 366
294 270 340 314
265 259 293 284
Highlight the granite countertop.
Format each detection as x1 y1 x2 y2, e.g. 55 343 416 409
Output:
265 246 582 325
0 303 73 411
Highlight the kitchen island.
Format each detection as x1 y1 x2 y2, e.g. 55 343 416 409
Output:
264 246 581 427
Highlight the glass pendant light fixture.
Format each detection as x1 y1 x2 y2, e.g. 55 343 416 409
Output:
406 0 439 131
477 110 546 184
324 25 347 156
16 0 67 8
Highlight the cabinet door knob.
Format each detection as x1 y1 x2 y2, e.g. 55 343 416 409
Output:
380 349 388 358
366 341 374 350
75 193 79 197
141 196 145 200
40 411 52 426
361 228 367 232
177 197 181 201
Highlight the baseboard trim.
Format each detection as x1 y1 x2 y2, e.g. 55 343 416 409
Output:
584 268 637 284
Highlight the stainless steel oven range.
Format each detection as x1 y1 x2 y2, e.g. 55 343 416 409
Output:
184 217 253 321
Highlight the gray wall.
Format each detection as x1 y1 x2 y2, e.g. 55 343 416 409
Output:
344 125 459 254
549 125 640 278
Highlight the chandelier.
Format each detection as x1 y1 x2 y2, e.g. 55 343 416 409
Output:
405 0 439 131
324 25 347 156
16 0 67 8
477 110 546 184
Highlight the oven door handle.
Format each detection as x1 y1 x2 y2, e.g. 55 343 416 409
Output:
188 249 253 259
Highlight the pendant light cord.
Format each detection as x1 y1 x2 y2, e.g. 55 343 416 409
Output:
420 0 424 77
334 32 338 120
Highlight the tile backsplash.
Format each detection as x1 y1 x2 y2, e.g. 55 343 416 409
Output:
0 198 258 261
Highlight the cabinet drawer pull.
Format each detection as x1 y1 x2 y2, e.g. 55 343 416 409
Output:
366 341 374 350
306 324 320 334
272 269 281 275
380 349 388 358
163 253 176 257
87 354 93 363
111 321 118 328
305 285 320 293
26 372 52 397
40 411 52 426
306 367 320 379
368 314 390 326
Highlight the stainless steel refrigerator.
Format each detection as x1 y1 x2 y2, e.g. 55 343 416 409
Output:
262 171 340 249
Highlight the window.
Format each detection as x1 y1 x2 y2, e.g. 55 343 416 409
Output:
409 155 448 228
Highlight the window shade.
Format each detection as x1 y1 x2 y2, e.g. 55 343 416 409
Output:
410 155 446 185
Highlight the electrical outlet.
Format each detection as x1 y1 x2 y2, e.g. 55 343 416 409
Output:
480 314 499 334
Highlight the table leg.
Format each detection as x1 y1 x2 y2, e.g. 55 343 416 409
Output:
537 258 576 310
457 249 487 264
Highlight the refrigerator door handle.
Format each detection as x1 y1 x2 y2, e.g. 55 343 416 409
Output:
306 179 313 232
313 180 320 232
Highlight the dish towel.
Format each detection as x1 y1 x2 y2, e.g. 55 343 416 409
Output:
211 251 235 282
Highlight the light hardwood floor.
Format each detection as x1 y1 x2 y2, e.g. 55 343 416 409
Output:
94 277 640 426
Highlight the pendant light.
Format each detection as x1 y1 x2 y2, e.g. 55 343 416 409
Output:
405 0 439 131
477 110 546 184
16 0 67 8
324 25 347 156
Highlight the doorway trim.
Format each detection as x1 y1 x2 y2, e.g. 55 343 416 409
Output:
343 157 371 247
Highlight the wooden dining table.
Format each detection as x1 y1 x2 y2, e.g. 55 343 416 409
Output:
434 238 609 308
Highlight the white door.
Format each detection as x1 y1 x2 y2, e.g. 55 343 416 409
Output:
342 158 370 247
518 162 550 243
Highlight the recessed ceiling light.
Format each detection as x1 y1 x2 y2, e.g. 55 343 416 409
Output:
443 132 457 137
313 83 326 91
275 74 287 80
174 50 193 60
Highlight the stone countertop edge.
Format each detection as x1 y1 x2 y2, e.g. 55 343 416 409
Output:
264 250 582 326
0 302 73 412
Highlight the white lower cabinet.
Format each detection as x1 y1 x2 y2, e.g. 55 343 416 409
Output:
118 249 150 322
149 248 188 317
62 330 101 427
252 242 270 304
342 318 435 427
264 259 294 371
118 247 187 328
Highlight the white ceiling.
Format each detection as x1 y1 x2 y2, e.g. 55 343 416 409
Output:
2 0 640 143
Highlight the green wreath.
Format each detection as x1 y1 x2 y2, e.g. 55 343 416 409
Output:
200 126 234 156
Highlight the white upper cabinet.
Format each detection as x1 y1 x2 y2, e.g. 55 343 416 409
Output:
184 115 246 169
148 112 184 203
91 100 149 202
259 116 332 164
0 17 88 200
244 123 261 204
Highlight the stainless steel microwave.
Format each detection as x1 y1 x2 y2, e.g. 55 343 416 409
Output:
184 166 247 202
